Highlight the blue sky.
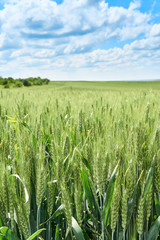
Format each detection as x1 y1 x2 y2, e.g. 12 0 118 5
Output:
0 0 160 80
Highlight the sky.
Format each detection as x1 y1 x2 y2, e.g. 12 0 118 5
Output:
0 0 160 81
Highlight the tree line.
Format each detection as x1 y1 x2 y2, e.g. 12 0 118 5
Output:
0 76 50 88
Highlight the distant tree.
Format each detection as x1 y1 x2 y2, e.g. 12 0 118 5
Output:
7 77 14 83
44 78 50 84
4 82 10 88
15 81 23 88
23 80 32 86
3 79 8 85
0 77 3 85
0 76 50 87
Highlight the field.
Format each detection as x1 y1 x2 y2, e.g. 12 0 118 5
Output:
0 81 160 240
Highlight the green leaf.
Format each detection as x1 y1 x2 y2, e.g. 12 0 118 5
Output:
27 229 45 240
76 148 92 174
81 156 92 174
126 171 143 228
5 115 16 120
126 181 138 228
0 227 20 240
21 121 33 133
31 135 37 149
72 217 84 240
102 161 119 225
7 120 17 123
55 225 59 240
0 234 5 240
21 121 37 147
81 169 99 215
147 216 160 240
70 128 77 146
0 218 2 227
39 204 64 226
70 129 92 173
155 194 160 216
10 174 29 203
143 167 153 201
63 154 70 169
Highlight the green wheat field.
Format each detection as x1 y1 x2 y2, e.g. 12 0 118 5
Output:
0 81 160 240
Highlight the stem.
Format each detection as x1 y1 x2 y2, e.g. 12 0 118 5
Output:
112 231 114 240
83 193 86 221
102 220 104 240
36 206 40 240
14 220 18 237
123 231 125 240
37 206 40 231
117 217 119 240
100 195 104 240
29 221 31 237
145 221 148 240
70 228 73 240
48 220 51 240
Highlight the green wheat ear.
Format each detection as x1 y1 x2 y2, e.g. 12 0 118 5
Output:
16 203 30 239
137 196 144 237
154 153 160 194
121 187 128 232
60 179 72 228
47 181 56 217
146 182 152 222
111 173 121 233
74 175 82 226
36 164 46 208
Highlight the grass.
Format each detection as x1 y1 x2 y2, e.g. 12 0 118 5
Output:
49 80 160 90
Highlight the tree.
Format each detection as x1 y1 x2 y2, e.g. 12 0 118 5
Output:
15 81 23 88
23 80 32 86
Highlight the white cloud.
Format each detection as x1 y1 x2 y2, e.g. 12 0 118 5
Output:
0 0 160 80
0 0 150 52
150 24 160 36
129 0 141 10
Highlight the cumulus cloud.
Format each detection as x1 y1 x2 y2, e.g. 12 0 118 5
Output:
0 0 150 50
150 24 160 36
0 0 160 79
